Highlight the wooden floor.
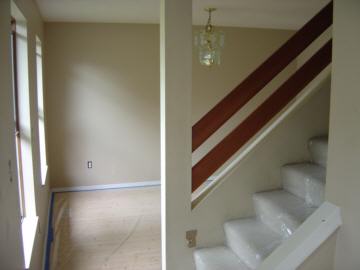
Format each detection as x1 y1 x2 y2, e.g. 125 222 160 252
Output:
50 187 161 270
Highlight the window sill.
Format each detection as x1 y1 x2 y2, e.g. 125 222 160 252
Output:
21 216 39 269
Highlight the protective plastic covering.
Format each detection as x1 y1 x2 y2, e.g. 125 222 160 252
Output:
224 218 282 269
194 246 252 270
282 163 326 208
253 190 317 238
304 176 325 207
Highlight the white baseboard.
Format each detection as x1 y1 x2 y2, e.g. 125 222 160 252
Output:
51 180 161 193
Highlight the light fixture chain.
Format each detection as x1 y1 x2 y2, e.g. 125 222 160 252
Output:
207 9 212 26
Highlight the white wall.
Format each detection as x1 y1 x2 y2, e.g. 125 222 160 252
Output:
0 1 50 269
326 0 360 269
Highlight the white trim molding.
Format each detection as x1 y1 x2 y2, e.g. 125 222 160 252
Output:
51 180 161 193
258 201 342 270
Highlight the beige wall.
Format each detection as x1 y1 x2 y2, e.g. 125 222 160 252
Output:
44 23 161 188
192 27 296 165
326 0 360 269
192 79 331 246
0 0 50 269
299 234 336 270
187 72 331 270
44 22 294 188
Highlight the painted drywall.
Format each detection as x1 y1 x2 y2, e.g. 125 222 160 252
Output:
326 0 360 269
298 234 336 270
0 0 50 269
189 77 332 269
192 26 297 166
160 65 332 270
192 78 331 244
44 22 294 188
0 1 24 269
44 23 161 188
157 3 332 266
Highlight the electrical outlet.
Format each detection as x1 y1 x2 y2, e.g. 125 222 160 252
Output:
186 230 197 248
87 161 93 169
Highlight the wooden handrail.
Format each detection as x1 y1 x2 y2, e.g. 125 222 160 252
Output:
192 41 332 192
192 1 333 152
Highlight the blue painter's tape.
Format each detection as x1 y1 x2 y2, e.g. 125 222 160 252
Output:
44 192 55 270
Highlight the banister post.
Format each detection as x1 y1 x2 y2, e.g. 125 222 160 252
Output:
160 0 193 269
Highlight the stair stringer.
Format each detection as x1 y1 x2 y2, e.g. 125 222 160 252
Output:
258 201 341 270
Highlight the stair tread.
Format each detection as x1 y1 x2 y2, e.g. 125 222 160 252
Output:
194 246 251 270
224 218 282 269
254 189 316 222
253 189 316 237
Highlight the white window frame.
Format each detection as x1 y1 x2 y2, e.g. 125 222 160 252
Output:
11 2 39 268
35 36 48 185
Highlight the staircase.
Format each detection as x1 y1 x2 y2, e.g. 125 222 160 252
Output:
194 136 328 270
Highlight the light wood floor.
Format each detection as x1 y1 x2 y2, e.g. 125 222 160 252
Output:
50 187 161 270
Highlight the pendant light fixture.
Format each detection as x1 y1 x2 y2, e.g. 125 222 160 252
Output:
195 8 224 67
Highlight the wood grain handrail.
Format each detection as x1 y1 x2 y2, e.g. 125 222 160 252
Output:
192 1 333 152
192 40 332 192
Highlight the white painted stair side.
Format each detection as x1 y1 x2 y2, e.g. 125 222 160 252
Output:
194 246 251 270
224 218 282 269
258 202 341 270
282 163 326 207
308 136 328 167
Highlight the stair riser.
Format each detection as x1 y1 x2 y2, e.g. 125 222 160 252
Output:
194 247 252 270
224 230 261 269
225 239 261 269
282 169 325 207
224 220 282 269
253 200 300 238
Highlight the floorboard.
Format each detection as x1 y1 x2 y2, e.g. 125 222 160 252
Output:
50 187 161 270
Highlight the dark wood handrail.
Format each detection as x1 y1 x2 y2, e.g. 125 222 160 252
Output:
192 1 333 152
192 41 332 192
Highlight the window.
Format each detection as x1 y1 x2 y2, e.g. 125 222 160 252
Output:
36 36 48 185
10 11 38 269
11 18 26 219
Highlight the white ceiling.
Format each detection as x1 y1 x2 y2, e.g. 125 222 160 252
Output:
35 0 329 30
